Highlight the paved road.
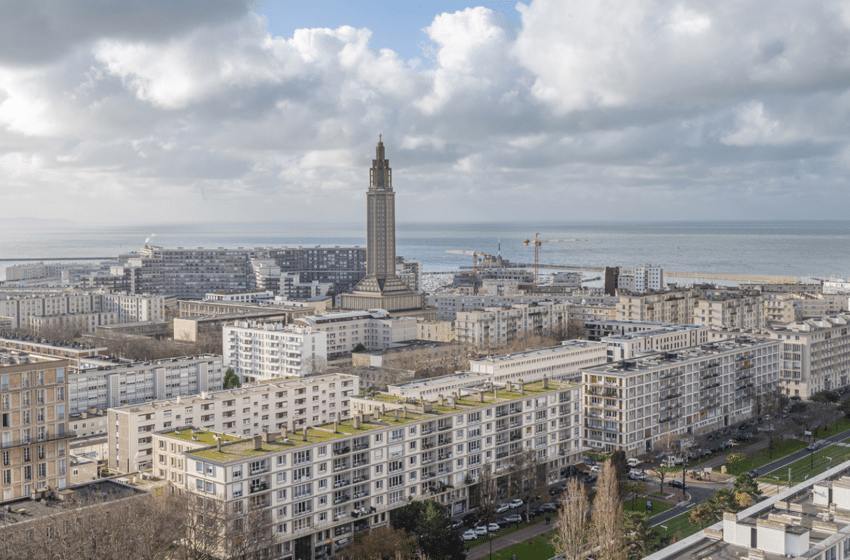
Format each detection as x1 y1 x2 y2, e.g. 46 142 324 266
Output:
465 518 553 560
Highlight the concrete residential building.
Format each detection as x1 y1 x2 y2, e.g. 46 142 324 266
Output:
693 289 765 331
426 294 566 322
455 300 570 347
97 291 165 323
107 373 359 473
205 290 275 303
0 335 107 367
417 321 456 342
156 377 582 559
223 322 328 381
0 353 71 503
584 319 675 341
616 288 699 324
70 354 223 414
603 266 621 296
294 310 417 357
582 337 780 456
601 324 711 361
567 299 617 325
468 341 607 383
769 313 850 399
633 264 665 293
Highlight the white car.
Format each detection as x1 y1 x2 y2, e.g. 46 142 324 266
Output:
475 525 487 536
627 458 641 467
496 503 510 514
509 499 523 508
628 470 646 480
488 523 500 533
462 530 477 541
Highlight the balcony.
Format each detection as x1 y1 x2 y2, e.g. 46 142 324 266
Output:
0 431 75 449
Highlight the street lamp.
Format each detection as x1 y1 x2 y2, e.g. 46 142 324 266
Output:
811 449 815 470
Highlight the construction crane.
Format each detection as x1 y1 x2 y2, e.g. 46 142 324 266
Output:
445 250 494 295
523 233 588 287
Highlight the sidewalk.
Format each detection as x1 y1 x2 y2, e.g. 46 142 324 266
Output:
465 518 554 560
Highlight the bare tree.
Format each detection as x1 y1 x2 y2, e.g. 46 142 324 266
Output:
552 476 590 560
304 354 329 375
473 466 500 526
508 448 546 522
590 459 625 560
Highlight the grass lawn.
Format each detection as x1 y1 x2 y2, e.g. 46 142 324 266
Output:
722 439 808 475
624 497 674 515
464 519 541 548
816 418 850 438
478 529 557 560
654 510 702 541
758 444 850 485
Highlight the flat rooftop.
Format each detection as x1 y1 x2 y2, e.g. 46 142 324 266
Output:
189 379 576 463
474 341 604 364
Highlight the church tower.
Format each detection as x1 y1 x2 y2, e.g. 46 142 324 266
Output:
341 138 425 312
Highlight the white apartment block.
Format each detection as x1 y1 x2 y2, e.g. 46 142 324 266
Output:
693 290 764 331
70 355 224 414
617 274 635 292
223 322 328 382
0 335 107 367
455 301 570 347
769 313 850 399
602 324 711 361
582 337 780 457
29 311 118 334
567 300 617 324
584 319 675 341
0 291 101 329
205 290 275 303
633 264 665 293
425 294 567 322
294 311 417 357
96 291 165 323
107 373 359 473
155 377 582 559
468 341 608 383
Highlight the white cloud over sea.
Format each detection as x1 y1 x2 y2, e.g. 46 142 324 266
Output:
0 0 849 224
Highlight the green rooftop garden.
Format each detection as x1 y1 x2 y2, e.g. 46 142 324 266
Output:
163 429 241 446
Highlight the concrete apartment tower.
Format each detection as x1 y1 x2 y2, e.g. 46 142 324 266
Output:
341 138 425 313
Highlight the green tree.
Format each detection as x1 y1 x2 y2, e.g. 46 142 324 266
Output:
223 368 241 389
811 390 839 404
839 398 850 418
688 487 736 528
390 501 465 560
623 511 653 560
725 453 746 475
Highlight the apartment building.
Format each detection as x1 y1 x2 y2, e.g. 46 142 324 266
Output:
95 245 368 299
769 314 850 399
69 354 224 414
417 321 455 342
107 373 359 473
616 288 699 324
155 377 582 559
95 291 165 323
223 322 328 381
0 290 162 331
567 299 617 324
693 289 764 331
29 311 118 334
0 335 107 367
0 353 72 502
601 324 711 361
0 290 100 329
294 311 417 357
455 301 570 347
468 341 607 383
584 319 675 341
633 264 665 293
177 299 314 321
581 337 780 457
425 293 567 322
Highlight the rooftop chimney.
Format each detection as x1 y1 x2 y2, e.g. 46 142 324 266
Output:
478 391 484 403
217 438 222 453
520 379 525 394
439 394 445 407
494 388 498 400
282 424 289 440
252 434 262 451
333 420 338 433
303 427 308 442
354 414 361 430
263 427 274 443
543 375 549 389
403 406 408 419
394 409 399 421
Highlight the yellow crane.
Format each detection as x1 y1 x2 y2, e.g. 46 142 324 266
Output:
522 234 588 287
445 250 494 295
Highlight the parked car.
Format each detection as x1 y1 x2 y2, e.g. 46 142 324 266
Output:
668 478 685 489
628 470 646 480
746 470 759 479
462 530 477 541
504 514 522 524
452 519 464 529
627 458 641 467
541 503 557 512
509 499 523 508
474 525 487 537
496 503 510 514
488 523 500 533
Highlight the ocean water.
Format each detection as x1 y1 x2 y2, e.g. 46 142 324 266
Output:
0 220 848 283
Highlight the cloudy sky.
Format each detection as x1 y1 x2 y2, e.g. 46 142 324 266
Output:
1 0 850 225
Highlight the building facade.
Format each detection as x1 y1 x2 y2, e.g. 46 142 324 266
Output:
0 354 71 502
425 294 566 322
107 373 359 473
582 337 780 456
455 301 570 347
294 311 417 357
693 290 764 331
468 341 607 383
70 354 224 414
223 322 328 381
